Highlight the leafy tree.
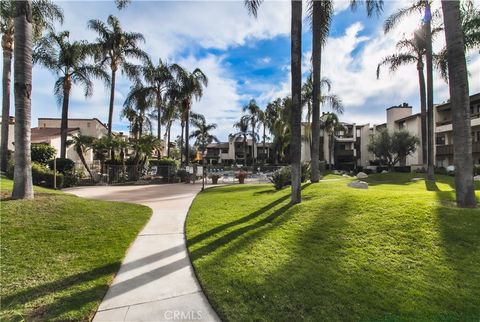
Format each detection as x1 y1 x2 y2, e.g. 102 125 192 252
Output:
320 113 345 169
368 129 419 170
88 15 148 136
11 0 34 199
441 0 477 208
1 0 63 172
34 31 109 158
31 143 56 165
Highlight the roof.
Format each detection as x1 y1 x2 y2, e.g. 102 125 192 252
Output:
386 103 412 111
207 142 229 149
395 113 421 123
435 92 480 111
31 127 80 143
38 117 108 130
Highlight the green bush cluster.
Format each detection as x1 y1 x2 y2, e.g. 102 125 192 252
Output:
31 144 56 165
149 158 178 181
6 161 63 188
271 164 310 190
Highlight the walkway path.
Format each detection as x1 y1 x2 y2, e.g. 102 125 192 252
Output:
67 184 220 322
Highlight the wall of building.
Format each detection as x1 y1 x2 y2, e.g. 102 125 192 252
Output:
38 118 108 138
0 122 15 150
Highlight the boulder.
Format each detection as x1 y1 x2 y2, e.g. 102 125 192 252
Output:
356 172 368 179
342 174 351 178
381 170 388 174
474 175 480 181
333 170 342 175
348 180 368 189
411 177 423 182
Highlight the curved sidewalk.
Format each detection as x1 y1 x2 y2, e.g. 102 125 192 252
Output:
67 183 220 322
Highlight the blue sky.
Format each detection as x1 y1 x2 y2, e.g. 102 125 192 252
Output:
8 0 480 141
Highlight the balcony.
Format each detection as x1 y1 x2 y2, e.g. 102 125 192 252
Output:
335 149 355 157
437 142 480 155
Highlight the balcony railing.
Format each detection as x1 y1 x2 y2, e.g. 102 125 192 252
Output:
335 149 355 157
437 142 480 155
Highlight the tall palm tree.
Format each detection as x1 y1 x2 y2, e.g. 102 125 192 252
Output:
441 0 477 208
170 64 208 165
383 0 435 180
69 135 95 180
129 58 174 145
233 116 251 166
122 83 153 139
1 0 63 172
308 0 382 183
162 98 180 158
88 15 148 137
377 30 428 166
34 31 109 158
242 99 261 166
257 109 268 165
11 0 33 199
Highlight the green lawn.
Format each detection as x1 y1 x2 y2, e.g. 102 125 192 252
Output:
186 173 480 321
0 177 151 321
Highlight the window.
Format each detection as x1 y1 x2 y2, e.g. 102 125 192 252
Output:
436 136 445 145
356 129 361 137
477 131 480 143
87 122 91 128
221 148 228 154
398 121 405 129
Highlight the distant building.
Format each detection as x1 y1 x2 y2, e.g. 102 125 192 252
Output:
0 116 15 151
435 93 480 167
204 136 273 165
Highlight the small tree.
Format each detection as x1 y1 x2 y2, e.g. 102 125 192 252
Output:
368 130 419 170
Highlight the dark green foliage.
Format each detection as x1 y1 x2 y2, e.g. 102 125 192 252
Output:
270 164 310 190
31 144 56 165
32 162 64 188
48 158 75 174
368 129 420 169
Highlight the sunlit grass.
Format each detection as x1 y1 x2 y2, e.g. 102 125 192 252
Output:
186 173 480 321
0 176 151 321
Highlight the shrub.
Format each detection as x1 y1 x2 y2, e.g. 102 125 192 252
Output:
208 173 221 184
177 169 189 182
271 166 291 190
32 162 64 188
235 170 248 184
149 158 178 181
474 164 480 176
435 166 448 176
31 144 56 165
48 158 75 174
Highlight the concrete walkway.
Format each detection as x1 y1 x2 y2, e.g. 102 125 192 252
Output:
67 184 220 322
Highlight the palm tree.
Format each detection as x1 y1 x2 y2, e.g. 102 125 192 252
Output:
383 0 435 180
441 0 477 208
129 58 174 146
170 64 208 165
122 83 153 139
242 99 261 166
1 0 63 172
377 31 428 166
162 98 180 158
233 116 251 166
34 31 109 158
88 15 148 137
189 113 219 159
320 113 344 169
11 0 34 199
257 109 268 165
69 135 95 180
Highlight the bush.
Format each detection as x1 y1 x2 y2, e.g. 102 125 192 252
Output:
474 164 480 176
435 166 448 175
271 165 310 190
149 158 178 181
6 161 64 188
48 158 75 174
31 144 56 165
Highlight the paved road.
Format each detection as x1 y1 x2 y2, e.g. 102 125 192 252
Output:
66 184 220 322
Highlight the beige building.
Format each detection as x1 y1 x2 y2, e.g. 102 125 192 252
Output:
0 116 15 151
435 93 480 167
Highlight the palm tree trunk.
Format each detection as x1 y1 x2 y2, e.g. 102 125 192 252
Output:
167 122 171 158
77 146 94 180
180 120 184 165
108 68 116 160
156 93 161 160
252 125 255 166
12 0 33 200
417 61 427 165
1 35 13 172
310 0 322 183
424 6 435 181
244 135 247 166
290 0 302 204
108 68 116 136
442 0 477 208
263 124 266 165
185 106 190 164
60 80 70 159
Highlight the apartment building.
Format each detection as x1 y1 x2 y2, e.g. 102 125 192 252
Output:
205 136 273 165
435 93 480 167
